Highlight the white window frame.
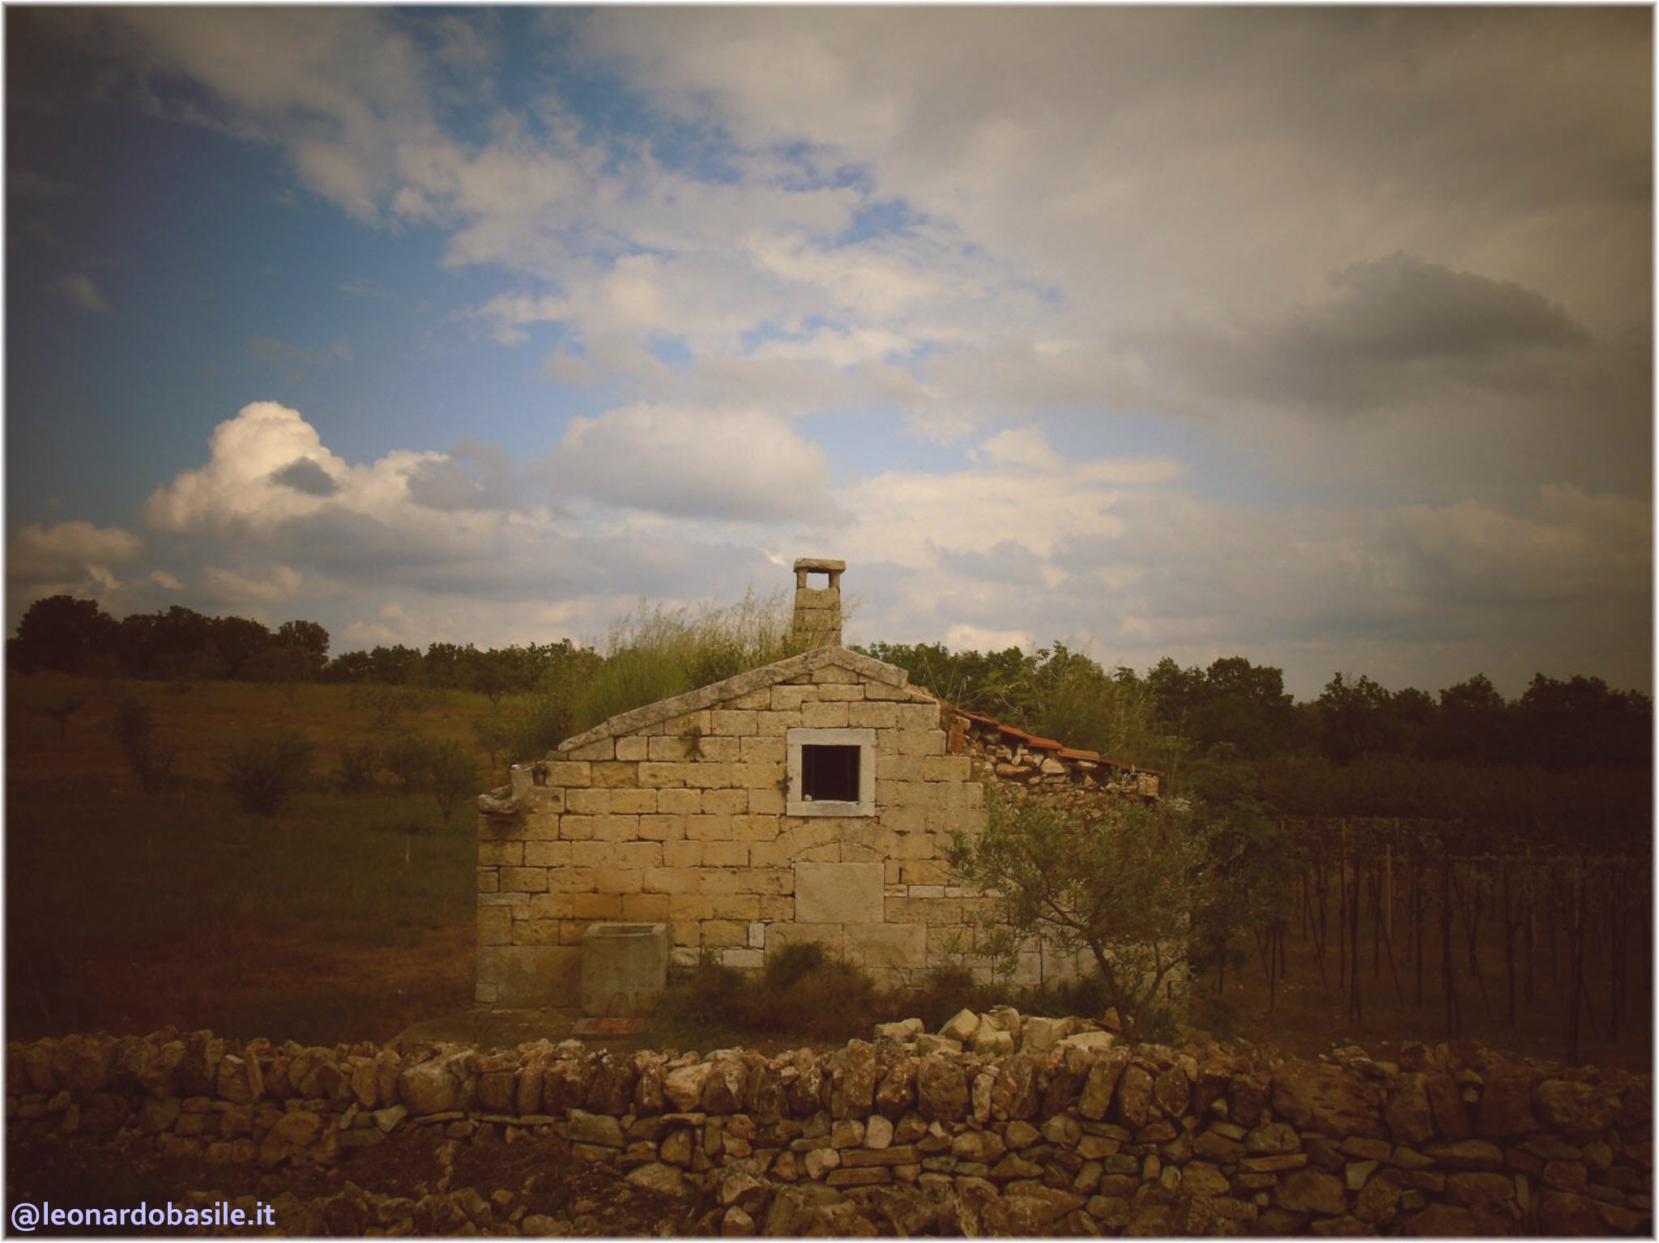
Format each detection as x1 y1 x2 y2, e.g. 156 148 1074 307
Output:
786 727 876 817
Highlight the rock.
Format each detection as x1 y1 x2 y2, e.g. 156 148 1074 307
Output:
1535 1080 1618 1136
660 1128 694 1167
1246 1121 1301 1155
865 1114 894 1150
1272 1062 1385 1139
915 1033 962 1057
1006 1120 1041 1149
1229 1072 1271 1128
1534 1190 1603 1235
258 1109 321 1168
835 1041 879 1119
940 1009 980 1043
916 1054 969 1121
990 1055 1039 1120
704 1055 750 1115
1424 1073 1471 1139
1057 1030 1115 1053
873 1020 922 1044
216 1054 263 1104
1116 1066 1154 1127
874 1059 916 1119
1344 1160 1379 1191
665 1063 712 1112
722 1206 755 1236
372 1104 407 1132
804 1147 841 1180
1275 1170 1348 1216
1020 1016 1073 1055
718 1165 769 1211
1422 1139 1504 1170
628 1163 692 1197
477 1069 515 1113
1475 1067 1539 1137
969 1026 1014 1057
1183 1162 1230 1197
1152 1067 1189 1116
1100 1008 1122 1032
1354 1177 1400 1225
763 1188 820 1237
952 1130 1006 1162
1193 1127 1245 1163
1078 1053 1127 1121
1042 1113 1082 1146
1386 1075 1435 1146
397 1061 460 1116
567 1109 624 1148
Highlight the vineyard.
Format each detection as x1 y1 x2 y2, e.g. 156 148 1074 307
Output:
1233 817 1652 1067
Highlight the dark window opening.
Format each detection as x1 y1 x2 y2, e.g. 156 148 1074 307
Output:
802 744 860 802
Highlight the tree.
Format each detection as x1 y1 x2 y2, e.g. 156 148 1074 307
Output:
211 615 271 679
275 619 329 680
427 739 479 825
113 697 177 796
12 595 117 673
1316 673 1393 764
948 790 1208 1027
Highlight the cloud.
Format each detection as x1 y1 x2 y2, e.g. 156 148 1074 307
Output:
58 273 111 313
405 440 521 512
540 404 841 523
270 457 340 497
8 520 144 583
1128 254 1591 417
150 570 184 590
200 564 303 606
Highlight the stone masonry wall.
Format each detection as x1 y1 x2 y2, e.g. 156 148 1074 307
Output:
476 648 1007 1007
9 1022 1650 1236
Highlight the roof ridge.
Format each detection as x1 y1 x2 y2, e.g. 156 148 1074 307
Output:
555 646 914 752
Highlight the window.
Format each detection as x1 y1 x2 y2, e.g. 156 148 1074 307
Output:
786 727 876 817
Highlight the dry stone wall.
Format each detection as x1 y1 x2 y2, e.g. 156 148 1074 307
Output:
8 1023 1650 1236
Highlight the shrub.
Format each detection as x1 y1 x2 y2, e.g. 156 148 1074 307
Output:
338 741 380 793
221 731 314 815
762 940 828 991
382 734 436 792
113 696 177 796
427 739 478 825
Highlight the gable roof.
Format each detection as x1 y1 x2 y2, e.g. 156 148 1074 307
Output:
555 645 923 752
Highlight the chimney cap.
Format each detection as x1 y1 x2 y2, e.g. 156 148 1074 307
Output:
793 557 846 573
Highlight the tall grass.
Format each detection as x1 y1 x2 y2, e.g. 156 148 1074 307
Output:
509 589 809 758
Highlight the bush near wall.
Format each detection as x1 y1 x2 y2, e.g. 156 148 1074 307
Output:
8 1015 1650 1237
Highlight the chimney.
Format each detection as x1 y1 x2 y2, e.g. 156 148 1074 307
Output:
790 557 845 648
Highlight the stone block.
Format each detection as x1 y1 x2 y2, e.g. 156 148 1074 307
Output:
591 762 639 788
846 922 927 970
479 840 522 866
802 701 850 728
703 842 751 868
478 906 513 945
640 762 692 788
771 686 811 711
921 755 972 782
741 737 787 765
796 861 885 923
562 786 613 817
566 738 615 762
711 710 758 735
896 730 945 756
501 867 550 893
687 815 739 841
848 702 899 728
703 789 750 815
543 761 591 787
657 789 702 815
622 893 671 920
580 922 670 1017
638 815 687 841
615 735 650 761
477 867 499 893
523 840 572 867
610 788 659 814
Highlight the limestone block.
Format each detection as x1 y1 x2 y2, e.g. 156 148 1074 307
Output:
657 788 702 815
847 703 899 731
811 665 861 683
703 920 748 947
477 946 580 1007
523 841 572 867
512 918 564 945
567 738 615 762
921 755 972 782
544 761 591 787
741 736 787 765
592 815 643 842
703 789 750 816
735 815 783 843
796 861 885 923
640 762 692 788
753 711 793 736
638 815 686 842
722 948 764 970
846 922 928 970
733 762 780 789
900 860 953 886
896 730 945 757
622 893 671 921
664 842 703 868
548 866 599 893
686 762 741 789
696 737 743 763
501 867 550 893
615 735 650 761
807 683 866 701
760 895 794 921
876 780 932 808
647 735 696 761
519 813 563 840
592 867 643 893
687 815 739 841
566 789 613 815
893 704 943 730
749 787 785 815
767 922 848 956
702 842 751 868
802 701 850 728
478 906 513 946
886 896 964 926
477 867 499 893
479 841 522 867
771 686 810 711
591 762 639 788
559 814 601 840
710 710 758 735
610 789 659 814
727 688 773 710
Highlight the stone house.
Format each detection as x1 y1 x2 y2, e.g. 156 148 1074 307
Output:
475 559 1159 1009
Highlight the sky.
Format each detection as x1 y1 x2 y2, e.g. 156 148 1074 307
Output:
5 6 1652 699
